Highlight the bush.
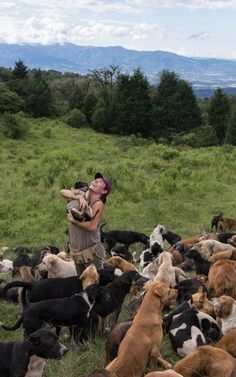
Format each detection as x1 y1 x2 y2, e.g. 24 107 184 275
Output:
1 113 27 139
65 109 88 128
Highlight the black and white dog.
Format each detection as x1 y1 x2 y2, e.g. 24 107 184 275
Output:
0 285 99 337
0 328 67 377
168 308 220 357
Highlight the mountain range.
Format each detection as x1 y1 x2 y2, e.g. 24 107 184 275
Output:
1 43 236 96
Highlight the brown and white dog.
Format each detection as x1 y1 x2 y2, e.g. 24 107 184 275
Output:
208 259 236 298
37 254 77 278
190 286 214 315
213 295 236 335
106 282 177 377
194 239 235 259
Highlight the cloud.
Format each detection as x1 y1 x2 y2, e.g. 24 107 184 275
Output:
0 16 160 45
188 31 210 40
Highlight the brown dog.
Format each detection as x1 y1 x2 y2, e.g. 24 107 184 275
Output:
213 295 236 335
106 256 136 273
209 248 236 263
208 259 236 297
106 282 177 377
174 345 236 377
80 264 100 289
145 371 183 377
216 328 236 358
217 217 236 233
190 286 214 315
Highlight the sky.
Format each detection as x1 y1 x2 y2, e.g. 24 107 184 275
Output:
0 0 235 59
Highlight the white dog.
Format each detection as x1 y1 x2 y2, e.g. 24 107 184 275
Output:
0 252 13 273
149 224 167 251
154 251 176 288
38 254 76 278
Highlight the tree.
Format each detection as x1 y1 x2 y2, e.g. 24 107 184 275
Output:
113 69 153 137
0 81 24 113
68 86 84 110
82 92 98 124
27 70 53 117
66 109 88 128
208 88 231 144
225 107 236 145
153 70 201 138
87 65 120 89
12 59 28 79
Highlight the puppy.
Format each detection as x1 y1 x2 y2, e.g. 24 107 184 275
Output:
38 253 77 278
106 256 136 273
106 282 177 377
174 345 236 377
213 295 236 334
0 328 67 377
80 264 100 289
149 224 166 251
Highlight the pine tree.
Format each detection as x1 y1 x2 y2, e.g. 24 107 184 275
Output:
27 70 53 117
153 70 201 138
208 88 231 144
12 60 28 79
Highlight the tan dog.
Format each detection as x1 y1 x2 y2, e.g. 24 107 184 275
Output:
174 345 236 377
208 259 236 298
145 371 183 377
57 251 73 262
38 254 77 278
106 256 136 273
217 217 236 232
190 286 214 315
106 282 177 377
80 264 99 289
209 248 236 263
213 295 236 335
154 252 176 288
18 266 34 282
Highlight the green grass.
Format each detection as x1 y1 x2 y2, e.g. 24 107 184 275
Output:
0 117 236 376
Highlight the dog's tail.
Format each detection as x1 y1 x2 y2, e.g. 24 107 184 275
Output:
0 316 23 331
3 281 32 294
100 223 107 232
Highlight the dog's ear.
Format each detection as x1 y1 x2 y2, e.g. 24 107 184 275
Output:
218 297 234 318
153 283 168 298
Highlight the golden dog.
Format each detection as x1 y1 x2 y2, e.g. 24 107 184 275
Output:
216 328 236 358
174 345 236 377
106 256 136 273
106 282 177 377
208 259 236 297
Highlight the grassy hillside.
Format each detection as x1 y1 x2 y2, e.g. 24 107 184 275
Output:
0 117 236 376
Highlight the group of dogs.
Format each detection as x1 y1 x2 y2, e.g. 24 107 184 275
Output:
0 213 236 377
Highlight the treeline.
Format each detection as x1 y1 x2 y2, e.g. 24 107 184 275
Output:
0 60 236 146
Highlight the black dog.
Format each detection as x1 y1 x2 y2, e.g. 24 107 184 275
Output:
217 232 236 244
0 328 67 377
211 212 223 232
14 246 31 255
163 230 182 246
92 270 147 325
12 254 32 278
1 285 99 337
3 268 116 303
110 245 133 261
100 224 149 253
177 278 208 303
186 249 212 276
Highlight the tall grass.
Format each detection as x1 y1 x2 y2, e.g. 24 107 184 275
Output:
0 117 236 376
